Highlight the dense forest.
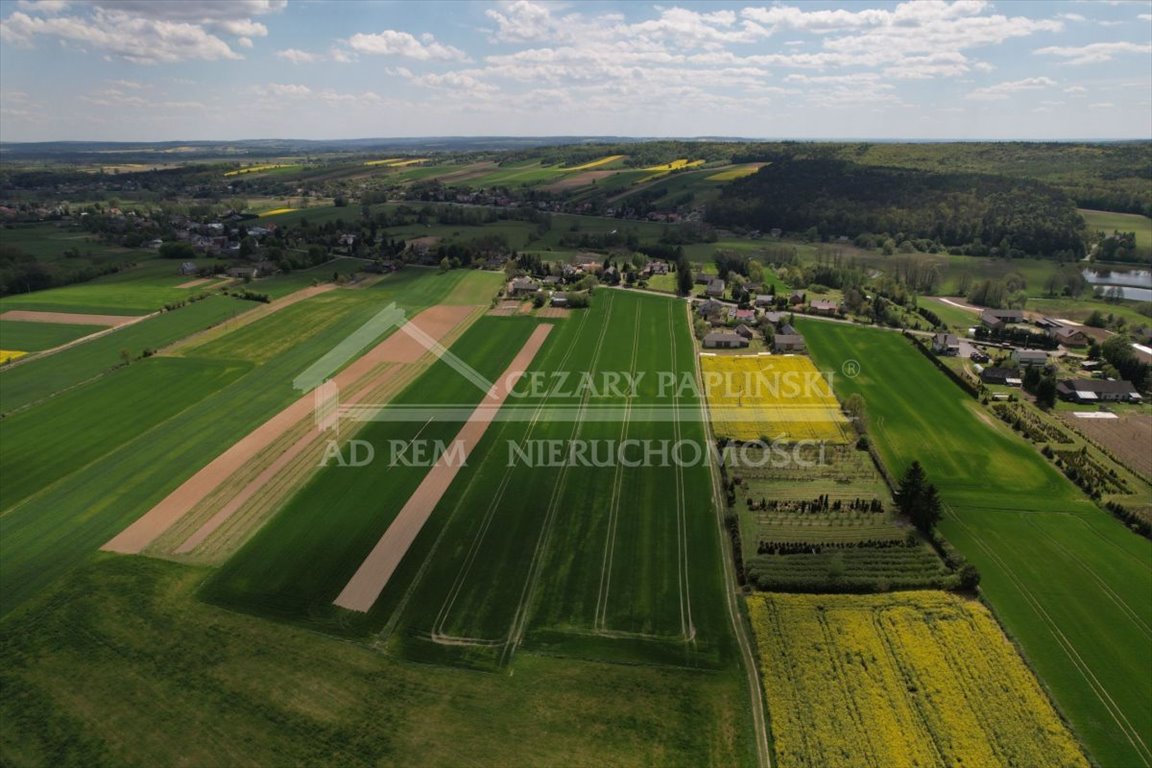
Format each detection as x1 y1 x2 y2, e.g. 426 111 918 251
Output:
707 158 1087 259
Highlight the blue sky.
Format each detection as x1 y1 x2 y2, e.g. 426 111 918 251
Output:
1 0 1149 141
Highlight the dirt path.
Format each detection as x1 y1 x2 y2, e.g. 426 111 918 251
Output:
102 303 481 555
0 310 141 326
333 323 553 612
176 278 213 289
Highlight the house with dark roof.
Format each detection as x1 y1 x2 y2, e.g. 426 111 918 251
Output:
1050 325 1090 346
1012 348 1049 367
733 324 755 340
509 277 541 296
932 333 960 355
706 278 726 298
697 299 724 317
1056 379 1141 403
980 367 1021 386
703 331 749 349
773 324 806 353
754 294 775 307
809 299 842 316
981 309 1025 329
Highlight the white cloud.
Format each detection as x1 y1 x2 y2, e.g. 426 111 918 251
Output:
966 76 1057 100
0 9 243 62
1035 40 1152 64
265 83 312 97
16 0 70 13
1057 13 1087 22
277 48 322 64
1140 14 1152 22
1064 85 1088 93
347 30 468 61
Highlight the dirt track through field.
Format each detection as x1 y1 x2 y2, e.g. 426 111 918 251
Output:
333 323 553 612
102 303 480 555
0 310 140 326
176 278 213 288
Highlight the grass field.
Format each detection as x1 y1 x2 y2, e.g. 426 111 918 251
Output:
0 320 100 351
0 296 251 414
0 556 753 767
801 320 1152 767
1080 208 1152 249
0 259 224 314
0 270 500 620
749 592 1089 768
205 291 736 671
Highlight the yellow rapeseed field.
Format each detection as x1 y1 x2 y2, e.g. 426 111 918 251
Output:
223 163 297 177
0 349 28 364
643 158 705 172
568 154 625 171
258 207 296 217
700 354 849 443
748 592 1089 768
706 163 766 181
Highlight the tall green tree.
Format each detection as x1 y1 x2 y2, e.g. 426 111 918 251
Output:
895 461 942 534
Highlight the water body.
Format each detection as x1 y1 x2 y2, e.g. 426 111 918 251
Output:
1082 268 1152 302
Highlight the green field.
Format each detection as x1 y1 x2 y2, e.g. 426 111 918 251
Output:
0 357 250 512
0 260 222 314
205 290 736 670
0 320 101 351
0 296 252 414
0 270 499 620
1080 208 1152 249
801 319 1152 768
0 556 752 767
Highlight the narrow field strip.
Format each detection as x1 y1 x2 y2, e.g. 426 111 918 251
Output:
0 310 141 326
334 323 554 612
102 304 480 555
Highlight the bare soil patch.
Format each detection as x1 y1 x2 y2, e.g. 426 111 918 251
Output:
103 303 481 555
536 307 572 318
1061 411 1152 478
176 278 213 289
0 310 138 327
333 323 554 612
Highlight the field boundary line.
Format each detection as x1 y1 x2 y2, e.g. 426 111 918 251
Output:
0 309 159 371
669 301 694 641
692 299 771 768
333 323 553 612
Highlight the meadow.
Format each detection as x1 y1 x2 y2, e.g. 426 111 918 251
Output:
801 319 1152 767
1080 208 1152 248
749 592 1089 768
0 259 220 314
0 556 754 767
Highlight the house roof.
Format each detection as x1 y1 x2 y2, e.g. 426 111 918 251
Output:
704 331 745 344
934 332 959 345
810 299 840 310
1014 349 1048 360
1060 378 1138 395
774 334 805 348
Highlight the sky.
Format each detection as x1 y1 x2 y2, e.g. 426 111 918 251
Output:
0 0 1150 142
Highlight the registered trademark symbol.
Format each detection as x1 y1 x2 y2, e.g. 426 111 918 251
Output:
842 359 861 378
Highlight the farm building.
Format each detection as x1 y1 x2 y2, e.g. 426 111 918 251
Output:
733 324 755 340
754 294 775 307
981 309 1025 329
1056 379 1141 403
550 292 569 308
695 273 712 285
1012 349 1049 367
773 324 806 353
1050 325 1090 346
706 279 726 299
509 277 540 296
980 367 1022 387
703 331 749 349
932 333 960 355
789 291 805 305
178 261 198 275
809 299 842 316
